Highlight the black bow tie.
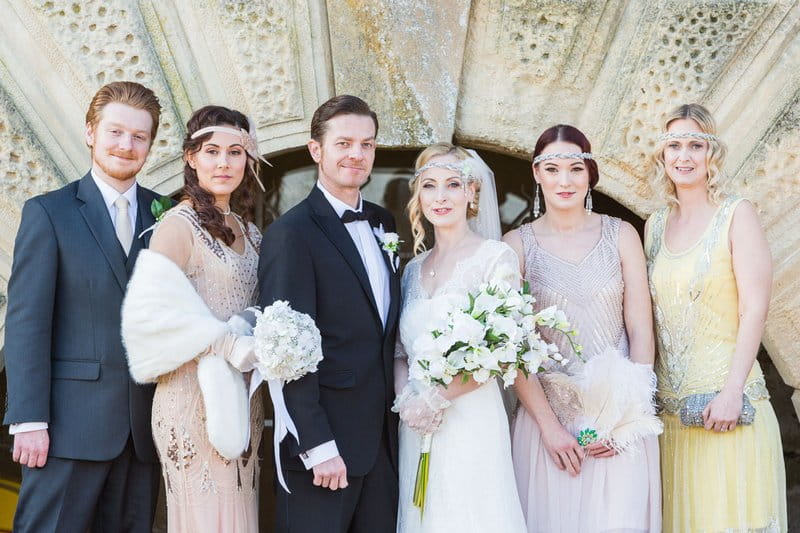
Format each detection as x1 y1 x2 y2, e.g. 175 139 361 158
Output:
341 210 369 224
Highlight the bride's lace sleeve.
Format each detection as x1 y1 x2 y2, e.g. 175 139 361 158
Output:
484 241 523 290
149 211 195 274
394 256 423 359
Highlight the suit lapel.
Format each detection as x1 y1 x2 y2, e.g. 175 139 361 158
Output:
126 188 155 271
76 173 128 291
307 188 383 328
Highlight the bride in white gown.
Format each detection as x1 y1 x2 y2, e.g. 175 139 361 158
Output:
394 143 527 533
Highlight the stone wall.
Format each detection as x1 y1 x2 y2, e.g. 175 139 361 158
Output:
0 0 798 416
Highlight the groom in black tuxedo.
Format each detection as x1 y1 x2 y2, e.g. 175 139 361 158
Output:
259 95 400 532
4 81 162 532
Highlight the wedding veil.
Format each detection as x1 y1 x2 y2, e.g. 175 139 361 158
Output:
465 149 502 241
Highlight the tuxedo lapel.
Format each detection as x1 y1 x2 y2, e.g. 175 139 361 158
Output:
364 206 401 337
76 173 128 291
307 188 382 328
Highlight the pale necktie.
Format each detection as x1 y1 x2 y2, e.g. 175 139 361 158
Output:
114 196 133 255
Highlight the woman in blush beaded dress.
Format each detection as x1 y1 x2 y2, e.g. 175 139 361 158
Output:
646 104 786 532
123 105 266 532
505 125 661 533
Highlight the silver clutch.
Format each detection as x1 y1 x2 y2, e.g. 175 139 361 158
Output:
678 392 756 427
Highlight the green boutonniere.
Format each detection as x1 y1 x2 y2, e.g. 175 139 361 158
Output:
150 196 172 222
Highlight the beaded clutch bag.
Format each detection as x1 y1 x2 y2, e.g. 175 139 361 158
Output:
678 392 756 426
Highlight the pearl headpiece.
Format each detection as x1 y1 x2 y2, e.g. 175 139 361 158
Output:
190 124 273 192
533 152 593 165
658 131 718 142
414 161 476 182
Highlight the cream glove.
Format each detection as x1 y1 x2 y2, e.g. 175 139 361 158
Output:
204 333 256 373
392 382 451 435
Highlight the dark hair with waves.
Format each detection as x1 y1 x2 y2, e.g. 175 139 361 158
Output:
182 105 257 246
532 124 599 189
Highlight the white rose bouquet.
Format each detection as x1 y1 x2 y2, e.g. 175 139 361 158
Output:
404 276 582 513
252 300 323 493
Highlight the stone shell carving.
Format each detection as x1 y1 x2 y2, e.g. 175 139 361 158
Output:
214 0 304 127
29 0 182 168
0 88 65 210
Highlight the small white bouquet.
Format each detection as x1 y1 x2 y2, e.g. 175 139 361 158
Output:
252 300 323 493
407 276 581 513
252 300 323 382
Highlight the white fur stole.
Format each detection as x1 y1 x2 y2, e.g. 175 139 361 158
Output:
122 249 250 459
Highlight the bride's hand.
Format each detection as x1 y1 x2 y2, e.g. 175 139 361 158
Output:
540 421 583 476
393 385 450 435
584 441 617 458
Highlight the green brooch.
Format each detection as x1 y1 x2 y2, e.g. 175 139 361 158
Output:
577 428 598 447
150 196 172 222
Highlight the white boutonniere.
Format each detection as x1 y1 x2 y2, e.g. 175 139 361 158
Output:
373 224 402 273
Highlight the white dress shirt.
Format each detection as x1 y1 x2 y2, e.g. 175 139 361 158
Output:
10 170 138 436
298 182 391 469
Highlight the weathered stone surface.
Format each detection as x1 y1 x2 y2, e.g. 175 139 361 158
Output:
0 85 67 260
327 0 471 146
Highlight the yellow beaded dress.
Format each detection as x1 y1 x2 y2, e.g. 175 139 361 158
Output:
645 196 786 533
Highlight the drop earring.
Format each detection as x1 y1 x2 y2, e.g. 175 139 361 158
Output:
533 183 541 218
585 189 593 213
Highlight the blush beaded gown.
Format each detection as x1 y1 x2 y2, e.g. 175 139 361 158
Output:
511 215 662 533
150 204 264 533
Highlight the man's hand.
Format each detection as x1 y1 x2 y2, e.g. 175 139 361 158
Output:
312 455 348 491
13 429 49 468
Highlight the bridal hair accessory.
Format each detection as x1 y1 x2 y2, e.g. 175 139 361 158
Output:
533 152 593 165
413 160 475 182
190 123 273 192
658 131 718 142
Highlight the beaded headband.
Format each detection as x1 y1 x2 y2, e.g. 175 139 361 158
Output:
190 125 273 191
658 131 718 142
533 152 593 165
414 160 476 182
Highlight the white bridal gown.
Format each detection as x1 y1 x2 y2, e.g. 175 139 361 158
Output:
396 239 527 533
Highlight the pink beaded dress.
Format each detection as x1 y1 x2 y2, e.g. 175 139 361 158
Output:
511 215 661 533
150 204 264 533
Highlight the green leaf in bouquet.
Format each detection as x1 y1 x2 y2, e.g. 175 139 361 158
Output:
447 341 468 355
485 330 502 343
522 280 531 295
461 374 470 384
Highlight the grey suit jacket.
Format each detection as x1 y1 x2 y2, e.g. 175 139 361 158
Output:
3 172 159 462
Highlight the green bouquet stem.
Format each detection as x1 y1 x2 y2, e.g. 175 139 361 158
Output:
413 433 434 514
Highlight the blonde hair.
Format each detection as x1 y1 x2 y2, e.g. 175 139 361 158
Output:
407 142 479 255
85 81 161 144
650 103 727 206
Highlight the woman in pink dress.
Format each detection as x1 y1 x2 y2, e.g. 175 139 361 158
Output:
504 125 661 532
124 105 265 532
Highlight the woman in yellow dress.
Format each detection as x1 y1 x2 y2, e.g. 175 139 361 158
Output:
645 103 786 532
